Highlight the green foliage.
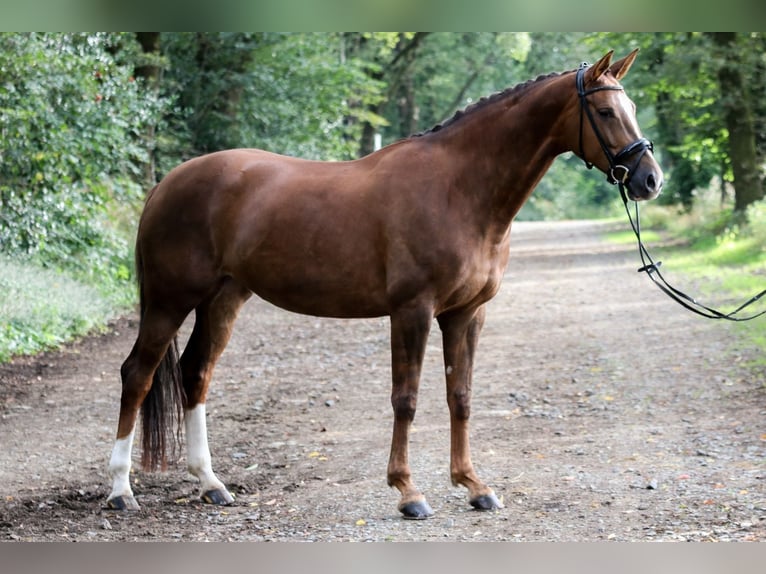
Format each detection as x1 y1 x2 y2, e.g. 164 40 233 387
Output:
239 33 385 160
157 33 384 165
0 33 158 283
525 32 596 75
519 155 624 221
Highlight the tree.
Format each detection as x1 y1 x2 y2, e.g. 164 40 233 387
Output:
709 32 764 214
600 32 765 214
342 32 429 156
406 33 531 131
158 32 262 163
631 33 721 210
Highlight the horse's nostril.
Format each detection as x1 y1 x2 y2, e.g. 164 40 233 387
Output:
647 173 656 191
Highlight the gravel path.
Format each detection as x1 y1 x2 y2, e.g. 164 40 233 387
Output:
1 219 764 541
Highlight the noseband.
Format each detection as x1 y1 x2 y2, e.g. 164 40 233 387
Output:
576 63 653 188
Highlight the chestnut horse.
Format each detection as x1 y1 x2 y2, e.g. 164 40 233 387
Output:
107 50 662 519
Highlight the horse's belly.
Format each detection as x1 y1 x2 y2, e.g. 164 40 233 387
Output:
235 257 390 319
253 281 389 319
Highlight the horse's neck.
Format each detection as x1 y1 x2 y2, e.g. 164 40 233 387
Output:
430 74 572 230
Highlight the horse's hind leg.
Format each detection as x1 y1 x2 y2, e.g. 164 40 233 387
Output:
107 304 188 510
180 278 251 505
438 305 503 511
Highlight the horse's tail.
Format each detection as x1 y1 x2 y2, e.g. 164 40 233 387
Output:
134 200 186 472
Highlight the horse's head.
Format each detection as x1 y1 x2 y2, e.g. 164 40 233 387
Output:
573 49 663 201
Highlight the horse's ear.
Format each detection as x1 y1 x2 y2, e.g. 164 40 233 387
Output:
610 48 639 81
586 50 614 83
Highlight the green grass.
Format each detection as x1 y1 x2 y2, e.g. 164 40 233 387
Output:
0 256 125 362
642 233 766 304
605 204 766 368
603 228 663 245
665 235 766 369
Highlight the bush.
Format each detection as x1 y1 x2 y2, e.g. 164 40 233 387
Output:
635 187 737 241
0 33 159 284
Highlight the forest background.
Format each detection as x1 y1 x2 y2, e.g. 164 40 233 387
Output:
1 32 765 360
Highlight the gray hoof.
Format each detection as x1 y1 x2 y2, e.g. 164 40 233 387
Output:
201 488 234 505
106 494 140 511
399 499 434 520
470 491 504 511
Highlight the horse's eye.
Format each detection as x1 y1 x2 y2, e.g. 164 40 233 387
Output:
598 108 615 118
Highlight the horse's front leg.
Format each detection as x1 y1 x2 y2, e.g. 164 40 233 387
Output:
438 305 503 511
387 303 434 519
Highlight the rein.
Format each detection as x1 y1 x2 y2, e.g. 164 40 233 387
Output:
577 63 766 321
619 185 766 321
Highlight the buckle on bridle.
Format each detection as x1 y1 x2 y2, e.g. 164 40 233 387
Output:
610 165 630 185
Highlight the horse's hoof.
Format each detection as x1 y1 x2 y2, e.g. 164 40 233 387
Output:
106 495 140 511
399 499 434 520
470 491 504 511
201 488 234 505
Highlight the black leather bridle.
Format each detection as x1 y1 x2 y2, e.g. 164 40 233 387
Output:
576 62 654 188
577 62 766 321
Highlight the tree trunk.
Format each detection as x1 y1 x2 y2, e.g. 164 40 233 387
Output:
134 32 161 187
710 33 763 213
396 75 417 138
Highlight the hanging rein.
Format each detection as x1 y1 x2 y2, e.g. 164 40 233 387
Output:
576 63 766 321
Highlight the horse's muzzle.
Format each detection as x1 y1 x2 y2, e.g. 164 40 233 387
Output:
628 170 662 201
625 157 663 201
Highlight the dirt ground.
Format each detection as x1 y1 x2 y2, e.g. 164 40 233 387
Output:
1 219 764 542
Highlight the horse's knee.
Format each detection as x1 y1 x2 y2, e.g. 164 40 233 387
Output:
391 392 417 421
448 389 472 421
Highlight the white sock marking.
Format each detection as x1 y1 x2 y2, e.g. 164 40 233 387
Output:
107 429 135 500
185 403 227 494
